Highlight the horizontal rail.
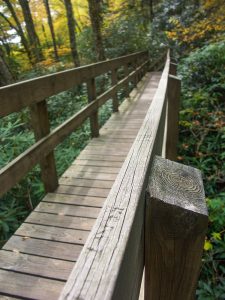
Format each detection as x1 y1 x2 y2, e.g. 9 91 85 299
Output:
0 51 147 117
0 59 149 197
59 52 170 300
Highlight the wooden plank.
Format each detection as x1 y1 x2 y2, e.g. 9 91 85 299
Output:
42 192 107 205
55 185 109 198
58 178 113 188
59 53 168 300
0 269 64 300
0 250 73 281
15 223 89 245
77 154 126 162
25 212 95 231
3 236 83 261
81 148 130 156
86 142 132 149
30 100 58 192
64 165 120 175
166 74 181 161
72 159 123 168
35 202 101 218
83 146 131 154
62 170 118 181
0 51 147 117
145 156 208 300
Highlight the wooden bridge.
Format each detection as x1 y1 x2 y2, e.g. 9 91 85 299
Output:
0 51 208 300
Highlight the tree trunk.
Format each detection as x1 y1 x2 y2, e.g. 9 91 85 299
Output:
142 0 154 21
0 47 13 87
19 0 44 63
87 0 105 61
43 0 59 61
2 0 33 63
0 26 11 56
63 0 80 67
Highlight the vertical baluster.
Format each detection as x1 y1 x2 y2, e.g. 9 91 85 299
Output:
87 78 99 137
30 100 58 192
111 68 118 112
124 63 130 97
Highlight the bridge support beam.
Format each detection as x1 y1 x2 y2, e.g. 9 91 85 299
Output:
145 156 208 300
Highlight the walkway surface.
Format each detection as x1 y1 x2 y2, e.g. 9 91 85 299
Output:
0 72 161 299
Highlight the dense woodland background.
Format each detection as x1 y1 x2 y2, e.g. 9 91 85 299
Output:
0 0 224 298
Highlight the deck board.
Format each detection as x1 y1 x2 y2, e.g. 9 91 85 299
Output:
0 72 161 299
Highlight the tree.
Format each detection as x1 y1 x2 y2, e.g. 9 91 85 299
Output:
87 0 106 61
63 0 80 67
141 0 154 22
2 0 32 63
0 47 13 86
43 0 59 61
19 0 44 63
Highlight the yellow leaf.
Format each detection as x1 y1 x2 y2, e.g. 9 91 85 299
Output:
204 240 213 251
212 232 221 241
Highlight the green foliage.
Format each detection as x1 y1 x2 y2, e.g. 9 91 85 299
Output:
104 11 151 57
178 41 225 298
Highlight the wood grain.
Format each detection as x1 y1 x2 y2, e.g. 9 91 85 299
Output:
0 250 73 280
15 223 89 245
25 212 96 231
145 156 208 300
35 202 101 218
0 269 64 300
3 236 83 261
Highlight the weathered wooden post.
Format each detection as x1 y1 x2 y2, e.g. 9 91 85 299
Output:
124 63 130 98
169 62 177 76
145 156 208 300
87 77 99 137
30 100 58 192
166 64 181 161
111 68 119 112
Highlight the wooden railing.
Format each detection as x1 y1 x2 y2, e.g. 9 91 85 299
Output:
59 52 208 300
0 50 160 197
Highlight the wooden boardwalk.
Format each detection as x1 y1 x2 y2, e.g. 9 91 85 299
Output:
0 72 161 299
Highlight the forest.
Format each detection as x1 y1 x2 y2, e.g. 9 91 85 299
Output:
0 0 225 298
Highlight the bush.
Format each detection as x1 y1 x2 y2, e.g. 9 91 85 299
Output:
178 41 225 298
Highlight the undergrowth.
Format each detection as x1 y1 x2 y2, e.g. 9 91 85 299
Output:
178 41 225 299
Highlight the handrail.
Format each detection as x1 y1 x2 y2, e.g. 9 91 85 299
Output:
59 51 170 300
0 51 146 117
0 51 166 197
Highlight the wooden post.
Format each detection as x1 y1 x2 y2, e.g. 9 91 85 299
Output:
134 59 138 86
166 74 181 161
111 68 118 112
124 63 130 97
145 156 208 300
30 100 58 192
87 77 99 137
169 62 177 75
